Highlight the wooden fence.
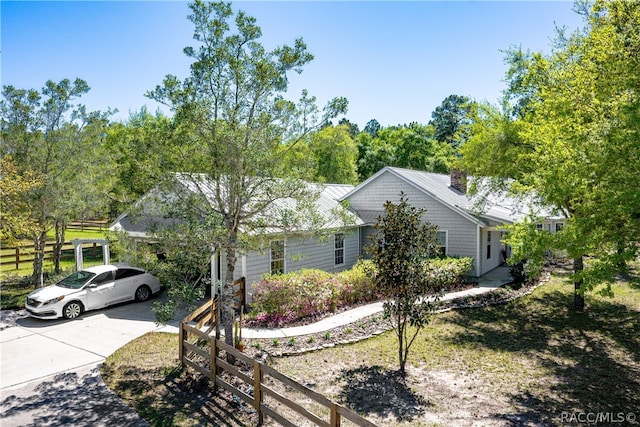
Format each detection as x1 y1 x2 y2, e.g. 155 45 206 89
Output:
67 220 109 231
179 294 377 427
1 241 104 270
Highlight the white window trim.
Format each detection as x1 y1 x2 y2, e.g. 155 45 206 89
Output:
437 230 448 256
334 233 345 266
270 240 285 275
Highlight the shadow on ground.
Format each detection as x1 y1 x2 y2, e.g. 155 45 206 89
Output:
101 363 257 427
1 368 148 427
337 365 429 422
441 271 640 425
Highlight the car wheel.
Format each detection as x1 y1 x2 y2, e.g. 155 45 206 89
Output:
63 301 83 319
135 285 152 302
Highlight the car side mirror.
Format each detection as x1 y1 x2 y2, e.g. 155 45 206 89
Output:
86 283 97 289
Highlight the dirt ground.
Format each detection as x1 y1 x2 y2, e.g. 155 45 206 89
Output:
231 277 550 427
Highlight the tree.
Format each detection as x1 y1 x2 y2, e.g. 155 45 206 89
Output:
363 119 381 137
146 0 348 346
338 117 360 139
0 79 112 285
309 125 358 184
0 156 42 246
105 108 177 216
367 193 441 375
461 0 640 310
356 123 453 180
429 94 474 150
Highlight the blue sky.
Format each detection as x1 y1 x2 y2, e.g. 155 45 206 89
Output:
2 1 584 129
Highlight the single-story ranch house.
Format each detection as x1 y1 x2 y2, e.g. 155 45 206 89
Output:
110 166 565 301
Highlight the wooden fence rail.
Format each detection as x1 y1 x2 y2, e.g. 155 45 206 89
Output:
179 295 377 427
1 241 103 270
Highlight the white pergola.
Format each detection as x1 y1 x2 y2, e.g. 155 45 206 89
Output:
72 239 110 270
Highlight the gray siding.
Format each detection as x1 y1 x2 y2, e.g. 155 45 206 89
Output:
222 228 360 303
479 229 503 274
346 171 481 276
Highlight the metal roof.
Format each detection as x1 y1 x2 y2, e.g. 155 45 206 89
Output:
342 167 553 226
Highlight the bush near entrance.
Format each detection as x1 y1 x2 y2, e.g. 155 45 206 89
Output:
248 257 472 328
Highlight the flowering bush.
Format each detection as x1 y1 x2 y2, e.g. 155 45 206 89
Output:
248 257 472 327
250 269 339 327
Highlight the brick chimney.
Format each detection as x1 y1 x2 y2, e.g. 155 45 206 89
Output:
450 169 467 194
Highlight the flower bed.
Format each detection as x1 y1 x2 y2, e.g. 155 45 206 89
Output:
248 257 473 328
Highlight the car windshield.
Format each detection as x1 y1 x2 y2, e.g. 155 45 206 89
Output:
57 271 96 289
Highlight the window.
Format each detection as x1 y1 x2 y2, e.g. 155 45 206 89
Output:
334 233 345 266
91 271 114 285
270 240 284 275
555 222 564 232
115 268 143 280
435 231 447 257
486 232 492 260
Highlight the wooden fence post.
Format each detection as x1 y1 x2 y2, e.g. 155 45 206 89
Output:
15 247 20 270
178 322 185 369
254 361 263 425
330 403 341 427
211 336 218 391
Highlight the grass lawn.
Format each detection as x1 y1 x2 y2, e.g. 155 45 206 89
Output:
101 264 640 426
0 228 108 310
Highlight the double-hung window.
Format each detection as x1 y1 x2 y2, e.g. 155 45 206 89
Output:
270 240 285 275
334 233 345 266
435 231 447 257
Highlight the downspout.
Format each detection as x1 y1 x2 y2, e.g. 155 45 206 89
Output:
476 225 482 277
241 254 247 278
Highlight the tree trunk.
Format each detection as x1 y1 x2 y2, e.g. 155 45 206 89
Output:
32 231 47 288
222 229 239 363
573 255 585 311
54 218 66 274
397 313 406 375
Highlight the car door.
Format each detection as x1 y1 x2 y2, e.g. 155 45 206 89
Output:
114 268 143 302
85 270 116 309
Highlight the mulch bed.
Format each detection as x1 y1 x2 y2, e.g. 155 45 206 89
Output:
240 267 553 360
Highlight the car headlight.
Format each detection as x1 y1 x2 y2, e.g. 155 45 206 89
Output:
43 296 65 305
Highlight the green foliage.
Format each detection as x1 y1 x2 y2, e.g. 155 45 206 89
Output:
423 257 474 287
0 78 113 285
105 108 177 216
462 0 640 309
356 122 453 180
309 125 358 184
429 94 474 150
281 124 358 184
143 0 349 338
367 193 444 374
251 269 336 326
335 259 379 305
249 255 472 330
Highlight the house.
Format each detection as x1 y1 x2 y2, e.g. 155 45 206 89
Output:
109 175 363 302
110 167 563 300
341 166 563 277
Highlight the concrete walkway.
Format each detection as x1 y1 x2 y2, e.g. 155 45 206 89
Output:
242 265 511 339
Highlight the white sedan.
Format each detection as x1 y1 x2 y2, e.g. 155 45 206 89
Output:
25 264 161 319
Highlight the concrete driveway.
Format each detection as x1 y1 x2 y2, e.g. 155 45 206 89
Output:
0 297 181 426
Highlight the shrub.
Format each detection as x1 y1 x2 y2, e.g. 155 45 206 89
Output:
248 257 471 328
335 259 378 305
423 257 474 289
250 269 337 327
